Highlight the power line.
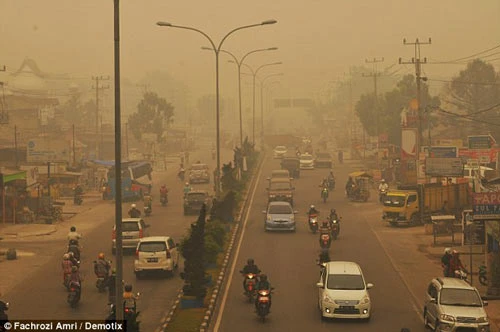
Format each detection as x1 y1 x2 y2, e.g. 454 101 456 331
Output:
427 78 500 86
433 43 500 64
436 107 500 127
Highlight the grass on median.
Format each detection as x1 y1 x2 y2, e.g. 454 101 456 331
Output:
165 307 206 332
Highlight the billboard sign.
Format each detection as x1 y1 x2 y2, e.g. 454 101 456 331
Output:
401 128 417 159
27 139 70 163
473 192 500 219
424 146 458 158
468 135 495 150
425 157 463 177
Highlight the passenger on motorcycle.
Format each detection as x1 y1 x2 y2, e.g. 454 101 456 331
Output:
69 266 82 300
67 251 79 267
241 258 261 289
67 226 82 244
106 268 118 304
448 250 467 277
128 204 141 218
94 253 111 279
62 253 74 283
255 274 273 311
123 284 139 313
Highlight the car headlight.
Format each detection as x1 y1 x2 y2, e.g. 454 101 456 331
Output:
477 316 489 323
269 194 276 198
440 314 456 322
290 216 295 222
267 216 272 222
361 294 370 304
323 294 334 303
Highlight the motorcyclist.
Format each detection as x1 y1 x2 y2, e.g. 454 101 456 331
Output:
67 251 80 267
319 220 332 248
159 185 168 200
178 164 186 180
317 251 331 265
378 179 389 192
94 252 111 280
255 274 273 311
183 182 192 197
106 268 120 305
308 205 319 217
67 240 81 262
441 248 452 277
345 177 354 197
123 284 139 313
128 204 141 218
320 178 329 189
67 226 82 245
69 266 82 300
449 250 467 277
329 208 340 232
62 253 74 284
241 258 261 290
143 194 152 213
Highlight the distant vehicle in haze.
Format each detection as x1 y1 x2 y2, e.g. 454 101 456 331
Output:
299 153 314 170
273 146 288 159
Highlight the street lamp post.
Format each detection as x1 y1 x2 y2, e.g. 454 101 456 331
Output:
201 47 278 147
259 74 283 150
157 19 277 197
242 61 282 146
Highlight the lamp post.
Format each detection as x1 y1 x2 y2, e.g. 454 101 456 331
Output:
259 73 283 150
202 47 278 147
242 61 282 146
157 19 277 197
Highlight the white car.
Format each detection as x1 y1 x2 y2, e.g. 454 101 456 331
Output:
134 236 180 278
299 153 315 169
273 146 288 158
317 261 373 320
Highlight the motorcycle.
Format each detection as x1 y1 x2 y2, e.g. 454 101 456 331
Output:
67 281 81 308
321 187 329 203
378 188 387 203
94 261 111 293
330 218 340 240
123 293 141 316
241 273 258 302
0 300 9 324
68 241 81 262
160 194 168 207
144 205 152 217
256 288 273 322
327 178 335 190
63 272 72 291
73 195 83 205
308 214 319 233
178 169 185 181
319 232 331 249
479 265 488 286
454 269 468 281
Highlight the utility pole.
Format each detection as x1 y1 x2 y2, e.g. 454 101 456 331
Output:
14 125 18 169
92 75 110 159
399 38 431 184
0 65 7 125
363 57 384 167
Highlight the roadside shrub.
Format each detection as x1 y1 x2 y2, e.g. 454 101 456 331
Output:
205 220 226 247
204 235 222 265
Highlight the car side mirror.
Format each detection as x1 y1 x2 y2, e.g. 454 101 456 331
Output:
316 282 324 288
366 283 374 289
483 300 488 306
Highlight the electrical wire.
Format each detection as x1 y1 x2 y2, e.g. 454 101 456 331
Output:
427 78 500 86
433 43 500 64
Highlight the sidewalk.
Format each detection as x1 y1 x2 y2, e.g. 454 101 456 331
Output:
376 223 500 332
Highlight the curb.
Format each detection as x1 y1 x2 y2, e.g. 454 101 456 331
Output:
156 153 264 332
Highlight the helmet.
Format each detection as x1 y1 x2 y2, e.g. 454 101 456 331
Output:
63 253 70 260
185 182 189 186
68 251 74 257
71 266 78 272
247 258 254 265
444 248 452 254
98 252 105 259
124 284 133 292
260 274 268 282
131 204 136 208
310 205 315 209
381 179 386 183
331 208 336 213
70 226 76 232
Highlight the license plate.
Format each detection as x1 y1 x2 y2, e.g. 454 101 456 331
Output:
123 236 133 239
259 297 270 302
147 258 158 263
340 306 354 310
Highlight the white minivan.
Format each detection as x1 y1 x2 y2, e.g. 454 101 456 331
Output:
317 261 373 320
134 236 180 278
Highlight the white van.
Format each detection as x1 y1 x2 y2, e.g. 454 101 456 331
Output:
134 236 180 278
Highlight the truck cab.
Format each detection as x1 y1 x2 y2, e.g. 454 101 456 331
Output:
382 190 419 226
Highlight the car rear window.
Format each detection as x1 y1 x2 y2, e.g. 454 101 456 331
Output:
327 274 365 290
192 164 208 171
270 182 291 190
269 205 292 214
139 241 167 252
187 193 207 200
122 222 140 232
301 155 313 161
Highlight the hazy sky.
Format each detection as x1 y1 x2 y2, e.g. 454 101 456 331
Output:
1 0 499 99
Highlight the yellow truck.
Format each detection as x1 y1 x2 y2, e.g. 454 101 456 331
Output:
381 183 470 226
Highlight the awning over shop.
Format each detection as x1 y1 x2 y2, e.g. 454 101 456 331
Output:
1 171 27 184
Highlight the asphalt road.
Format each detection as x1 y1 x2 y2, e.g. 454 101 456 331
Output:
5 143 232 332
214 153 426 332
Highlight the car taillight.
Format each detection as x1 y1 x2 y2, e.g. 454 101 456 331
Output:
166 250 171 259
112 230 116 240
139 229 143 238
135 250 139 257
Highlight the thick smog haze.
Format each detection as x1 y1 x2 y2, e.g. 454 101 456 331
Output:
1 0 499 98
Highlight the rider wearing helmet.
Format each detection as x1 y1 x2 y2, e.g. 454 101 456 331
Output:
378 179 389 192
241 258 261 290
128 204 141 218
183 182 192 196
255 274 273 310
62 253 74 283
94 252 111 278
308 205 319 217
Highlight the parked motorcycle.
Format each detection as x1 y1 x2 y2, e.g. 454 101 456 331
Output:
256 288 273 322
308 214 319 233
242 273 258 303
479 265 488 286
321 187 329 203
160 195 168 207
67 281 81 308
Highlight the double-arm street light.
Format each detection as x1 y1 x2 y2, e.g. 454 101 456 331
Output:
201 47 278 147
259 73 283 150
157 19 277 197
242 61 282 145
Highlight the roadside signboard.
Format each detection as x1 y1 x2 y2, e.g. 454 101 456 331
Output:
473 192 500 219
425 157 463 177
27 138 70 163
423 146 458 158
468 135 495 150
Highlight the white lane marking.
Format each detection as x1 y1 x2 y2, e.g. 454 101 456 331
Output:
366 217 424 322
213 159 264 331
